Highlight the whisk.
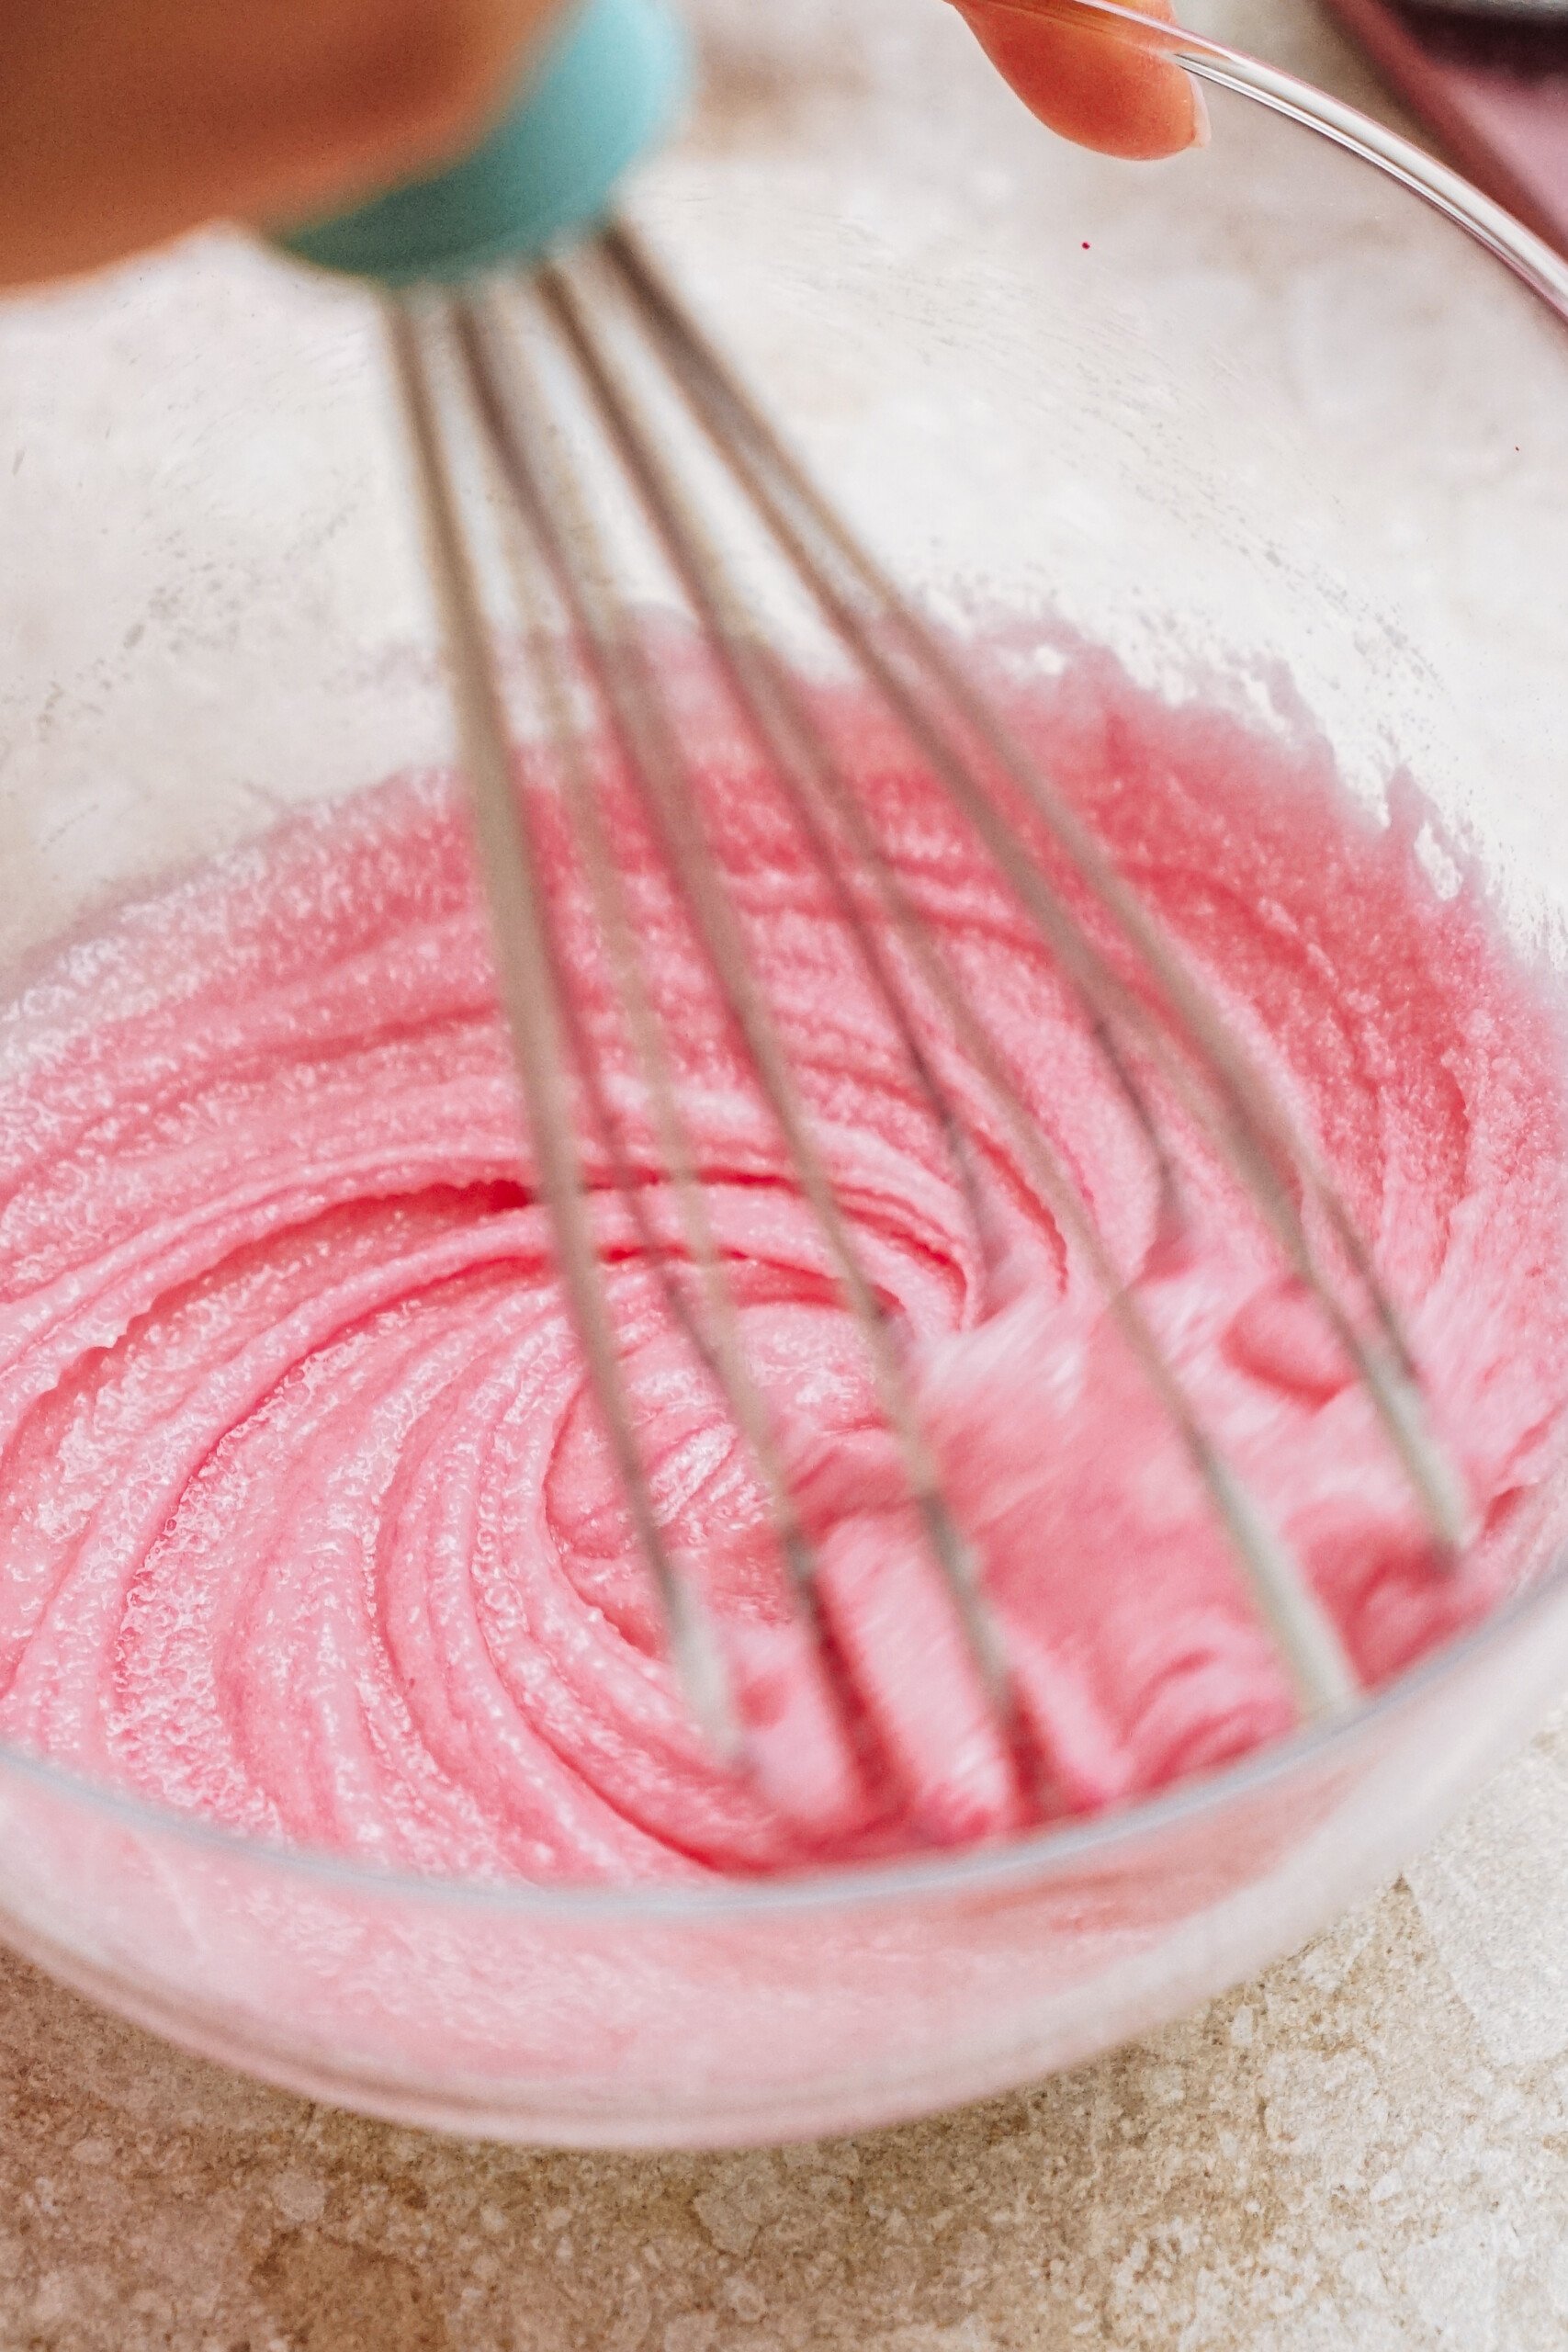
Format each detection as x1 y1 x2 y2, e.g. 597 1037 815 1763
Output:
278 0 1472 1798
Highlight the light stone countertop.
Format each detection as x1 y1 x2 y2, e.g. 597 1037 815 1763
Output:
3 7 1568 2350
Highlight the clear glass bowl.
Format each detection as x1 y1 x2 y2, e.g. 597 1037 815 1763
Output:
0 0 1566 2149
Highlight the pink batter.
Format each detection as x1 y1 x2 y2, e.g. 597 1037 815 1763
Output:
0 640 1562 1885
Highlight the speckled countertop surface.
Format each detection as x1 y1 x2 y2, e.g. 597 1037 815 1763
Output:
0 1869 1559 2352
3 7 1568 2349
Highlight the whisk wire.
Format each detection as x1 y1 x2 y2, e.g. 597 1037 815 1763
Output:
599 223 1472 1562
386 218 1481 1792
453 284 1024 1762
527 236 1369 1713
517 254 1359 1722
388 298 739 1754
458 301 863 1758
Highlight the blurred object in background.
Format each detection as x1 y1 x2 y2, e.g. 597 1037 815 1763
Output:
1321 0 1568 252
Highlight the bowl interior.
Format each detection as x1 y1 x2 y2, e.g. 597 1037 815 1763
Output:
0 5 1564 2152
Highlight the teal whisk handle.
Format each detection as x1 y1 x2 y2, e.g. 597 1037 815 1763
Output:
276 0 692 287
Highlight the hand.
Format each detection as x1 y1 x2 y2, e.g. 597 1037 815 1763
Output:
956 0 1206 160
0 0 1201 293
0 0 563 288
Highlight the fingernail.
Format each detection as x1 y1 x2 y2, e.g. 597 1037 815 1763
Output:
1188 79 1212 152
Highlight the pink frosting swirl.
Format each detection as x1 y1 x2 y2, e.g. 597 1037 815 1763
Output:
0 643 1559 1882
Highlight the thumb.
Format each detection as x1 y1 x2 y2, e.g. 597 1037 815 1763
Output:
953 0 1207 162
0 0 566 290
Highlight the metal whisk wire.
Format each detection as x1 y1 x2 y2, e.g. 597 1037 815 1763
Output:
383 222 1471 1793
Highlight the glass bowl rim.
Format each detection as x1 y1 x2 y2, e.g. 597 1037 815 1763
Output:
5 3 1568 1927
